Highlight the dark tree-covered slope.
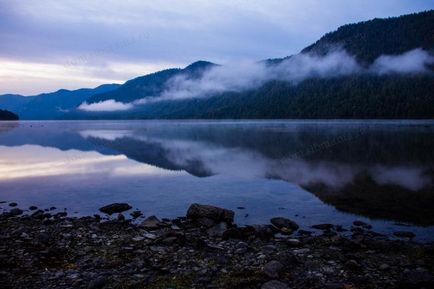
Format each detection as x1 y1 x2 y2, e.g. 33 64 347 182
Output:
302 10 434 64
0 109 19 120
86 61 216 104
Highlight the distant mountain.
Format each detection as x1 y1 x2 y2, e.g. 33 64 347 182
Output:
85 61 216 105
73 10 434 119
0 84 120 119
0 109 19 121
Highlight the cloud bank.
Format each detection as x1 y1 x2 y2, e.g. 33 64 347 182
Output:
371 48 434 74
79 99 133 112
79 48 434 112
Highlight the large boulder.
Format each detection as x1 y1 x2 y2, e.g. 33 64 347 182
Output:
186 203 234 223
99 203 132 215
270 217 299 233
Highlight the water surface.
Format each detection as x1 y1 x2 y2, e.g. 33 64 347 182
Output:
0 120 433 240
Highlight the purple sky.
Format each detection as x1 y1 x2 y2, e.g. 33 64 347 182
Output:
1 0 433 95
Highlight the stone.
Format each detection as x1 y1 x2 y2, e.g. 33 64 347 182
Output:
117 213 125 221
29 206 38 210
251 224 275 239
87 276 107 289
263 260 284 278
399 270 434 288
311 223 334 230
270 217 299 231
353 220 371 228
379 264 390 270
345 259 361 271
130 210 142 219
222 227 242 240
9 202 17 207
197 217 215 228
140 216 163 230
186 203 234 223
98 203 132 215
161 237 178 246
261 280 289 289
9 208 23 216
393 231 415 238
206 222 228 237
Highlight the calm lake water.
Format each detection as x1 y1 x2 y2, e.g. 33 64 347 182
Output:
0 120 433 240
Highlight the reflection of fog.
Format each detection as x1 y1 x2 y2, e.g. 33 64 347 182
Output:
79 130 132 141
81 129 433 192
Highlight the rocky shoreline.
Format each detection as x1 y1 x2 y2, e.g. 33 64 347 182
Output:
1 202 433 289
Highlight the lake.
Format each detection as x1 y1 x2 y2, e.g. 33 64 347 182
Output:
0 120 433 241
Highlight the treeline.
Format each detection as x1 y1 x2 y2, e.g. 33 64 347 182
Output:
302 10 434 63
120 74 434 119
0 109 19 120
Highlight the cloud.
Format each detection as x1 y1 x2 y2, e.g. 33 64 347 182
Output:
159 49 361 100
78 99 133 112
370 48 434 74
78 47 434 111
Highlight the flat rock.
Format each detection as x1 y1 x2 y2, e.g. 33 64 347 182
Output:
186 203 234 223
99 203 132 215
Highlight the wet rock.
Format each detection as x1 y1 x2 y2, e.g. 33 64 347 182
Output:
311 224 334 230
270 217 299 231
263 260 284 278
117 213 125 221
261 280 289 289
353 220 371 229
29 206 38 211
186 203 234 223
130 210 142 219
98 203 132 215
207 222 228 237
140 216 163 230
9 202 17 207
394 231 415 238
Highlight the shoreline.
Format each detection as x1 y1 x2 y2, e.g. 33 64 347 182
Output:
1 202 433 289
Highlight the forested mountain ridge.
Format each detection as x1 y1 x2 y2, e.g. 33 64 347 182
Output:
72 10 434 119
301 10 434 64
85 61 216 105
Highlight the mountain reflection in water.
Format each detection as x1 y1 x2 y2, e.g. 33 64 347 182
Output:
0 120 433 240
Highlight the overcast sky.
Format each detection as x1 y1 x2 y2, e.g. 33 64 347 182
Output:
1 0 433 95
